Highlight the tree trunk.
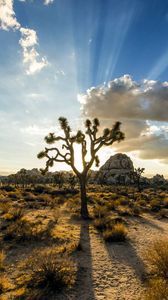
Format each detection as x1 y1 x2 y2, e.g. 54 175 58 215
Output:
79 176 89 219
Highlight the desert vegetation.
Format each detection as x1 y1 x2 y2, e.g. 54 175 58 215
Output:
0 178 168 299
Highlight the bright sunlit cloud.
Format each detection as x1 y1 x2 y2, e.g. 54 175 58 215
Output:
0 0 49 74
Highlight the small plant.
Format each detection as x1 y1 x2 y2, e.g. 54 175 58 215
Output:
7 208 24 222
0 276 13 295
117 206 132 216
150 199 161 211
103 223 127 242
159 208 168 218
144 278 168 300
131 205 141 216
146 239 168 278
0 251 5 271
3 219 48 242
163 197 168 208
93 205 109 219
0 202 11 214
25 251 77 297
94 218 108 232
8 191 20 199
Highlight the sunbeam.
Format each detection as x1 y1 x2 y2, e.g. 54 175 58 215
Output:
147 47 168 79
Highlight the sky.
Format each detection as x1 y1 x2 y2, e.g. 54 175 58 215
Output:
0 0 168 177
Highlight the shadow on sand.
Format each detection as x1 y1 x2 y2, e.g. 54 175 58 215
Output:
136 215 164 232
104 238 146 282
74 220 96 300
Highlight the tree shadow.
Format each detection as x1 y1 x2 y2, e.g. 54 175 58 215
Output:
104 239 146 282
136 215 164 232
74 220 96 300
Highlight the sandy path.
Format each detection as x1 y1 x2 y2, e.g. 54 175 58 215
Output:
89 226 144 300
73 214 168 300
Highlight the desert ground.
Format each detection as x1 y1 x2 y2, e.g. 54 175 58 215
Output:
0 184 168 300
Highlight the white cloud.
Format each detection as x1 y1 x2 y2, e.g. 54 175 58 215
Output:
19 28 37 48
79 74 168 163
20 125 59 136
0 0 48 74
0 0 20 30
18 0 54 5
44 0 54 5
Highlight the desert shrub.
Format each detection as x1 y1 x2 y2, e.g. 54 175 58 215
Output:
113 200 120 208
131 205 141 216
33 185 48 194
0 251 5 271
117 206 132 216
8 208 24 222
144 278 168 300
150 199 161 211
3 219 48 242
163 197 168 208
103 223 127 242
110 193 118 200
118 197 129 206
93 205 109 219
8 191 20 199
24 192 36 201
58 241 83 254
37 194 52 206
146 239 168 278
67 196 80 214
138 199 147 207
94 218 108 232
94 215 125 233
159 208 168 218
104 201 115 211
23 252 76 298
0 276 13 295
0 276 6 294
0 185 15 192
0 202 11 214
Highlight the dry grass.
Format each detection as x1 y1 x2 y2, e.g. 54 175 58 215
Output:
3 218 51 242
93 205 109 219
19 251 77 299
0 201 11 214
103 223 128 242
144 278 168 300
145 239 168 278
0 251 5 271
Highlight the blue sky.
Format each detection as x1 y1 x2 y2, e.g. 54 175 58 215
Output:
0 0 168 176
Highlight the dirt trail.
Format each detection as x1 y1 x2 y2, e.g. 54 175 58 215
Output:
72 214 168 300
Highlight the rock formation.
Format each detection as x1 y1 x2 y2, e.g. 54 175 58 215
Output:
97 153 134 185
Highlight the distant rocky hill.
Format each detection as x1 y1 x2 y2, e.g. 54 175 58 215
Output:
96 153 134 185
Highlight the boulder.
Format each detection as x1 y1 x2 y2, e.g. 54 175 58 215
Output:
97 153 134 185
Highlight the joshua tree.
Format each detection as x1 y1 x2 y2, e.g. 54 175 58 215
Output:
131 167 145 192
37 117 124 218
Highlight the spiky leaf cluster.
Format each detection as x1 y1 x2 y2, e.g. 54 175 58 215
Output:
38 117 125 177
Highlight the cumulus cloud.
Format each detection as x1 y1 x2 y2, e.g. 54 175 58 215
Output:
0 0 48 74
19 28 48 74
78 74 168 163
0 0 20 30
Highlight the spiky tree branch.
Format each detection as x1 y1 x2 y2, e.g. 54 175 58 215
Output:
38 117 125 177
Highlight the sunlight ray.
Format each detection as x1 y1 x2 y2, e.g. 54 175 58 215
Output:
147 47 168 79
